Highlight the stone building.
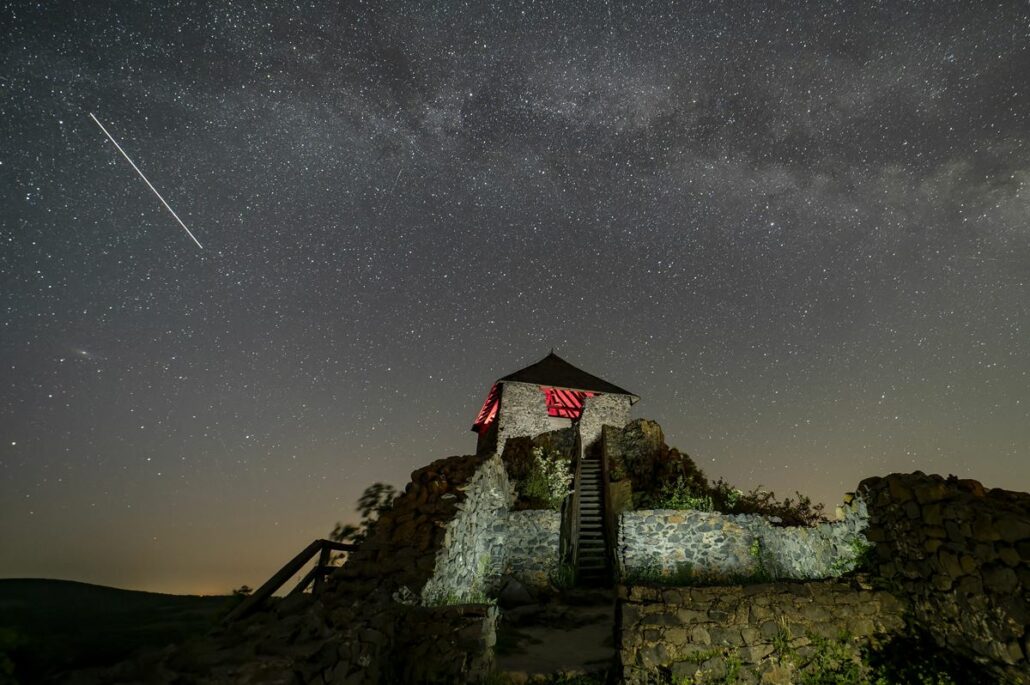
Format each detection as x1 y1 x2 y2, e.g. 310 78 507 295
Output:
471 351 640 455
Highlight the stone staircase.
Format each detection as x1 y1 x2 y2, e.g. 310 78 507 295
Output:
575 454 610 585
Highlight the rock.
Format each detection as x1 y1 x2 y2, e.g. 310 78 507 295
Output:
886 478 913 503
997 515 1030 543
972 514 1001 541
274 592 313 617
914 481 950 504
983 565 1018 593
760 662 793 685
998 546 1021 567
937 550 962 578
497 578 535 608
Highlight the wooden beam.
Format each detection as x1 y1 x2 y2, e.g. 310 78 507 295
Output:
312 545 332 593
224 539 354 623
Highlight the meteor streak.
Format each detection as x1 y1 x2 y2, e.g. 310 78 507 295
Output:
89 112 203 250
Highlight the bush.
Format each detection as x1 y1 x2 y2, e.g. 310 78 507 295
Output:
648 475 715 511
609 421 827 526
549 562 576 590
520 447 572 510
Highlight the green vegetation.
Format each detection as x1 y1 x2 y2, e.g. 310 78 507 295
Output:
548 561 577 590
521 446 573 510
650 476 715 511
0 627 23 685
623 557 697 586
827 536 876 576
610 422 826 526
485 672 607 685
0 579 231 683
665 628 988 685
622 555 775 588
423 588 494 606
329 481 397 546
748 538 771 582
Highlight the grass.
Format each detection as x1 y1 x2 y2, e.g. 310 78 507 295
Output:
0 578 232 683
621 557 773 588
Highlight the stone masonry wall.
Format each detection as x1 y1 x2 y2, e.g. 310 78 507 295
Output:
420 454 514 604
495 382 553 456
394 604 498 683
618 580 907 685
619 497 869 581
579 393 633 449
859 472 1030 683
485 509 562 590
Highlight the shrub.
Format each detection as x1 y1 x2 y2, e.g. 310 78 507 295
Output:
549 562 576 590
520 447 572 510
831 536 875 576
609 421 827 526
649 475 715 511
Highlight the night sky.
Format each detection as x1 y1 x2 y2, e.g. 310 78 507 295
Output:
2 1 1028 595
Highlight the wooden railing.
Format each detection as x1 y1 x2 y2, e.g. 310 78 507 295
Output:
599 428 619 583
224 538 356 623
560 429 584 572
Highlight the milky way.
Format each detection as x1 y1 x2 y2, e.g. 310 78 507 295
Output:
1 1 1028 594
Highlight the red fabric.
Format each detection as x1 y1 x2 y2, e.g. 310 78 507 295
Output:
541 386 596 419
472 383 501 433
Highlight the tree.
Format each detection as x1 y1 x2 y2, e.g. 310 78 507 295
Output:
329 482 397 546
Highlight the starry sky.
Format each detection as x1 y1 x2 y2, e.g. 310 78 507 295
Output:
1 0 1028 595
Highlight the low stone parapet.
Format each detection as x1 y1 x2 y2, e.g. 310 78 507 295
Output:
617 580 906 684
619 499 869 582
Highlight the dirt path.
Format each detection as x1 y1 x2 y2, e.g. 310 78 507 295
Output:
495 595 616 681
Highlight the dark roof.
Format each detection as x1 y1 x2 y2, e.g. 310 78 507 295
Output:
498 352 639 402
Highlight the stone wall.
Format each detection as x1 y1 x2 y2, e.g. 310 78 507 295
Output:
394 604 498 683
495 382 553 456
579 393 633 449
617 580 907 685
328 454 489 598
420 454 514 604
619 497 869 582
486 509 562 590
860 472 1030 683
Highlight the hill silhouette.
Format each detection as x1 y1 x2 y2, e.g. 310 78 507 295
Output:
0 578 231 683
